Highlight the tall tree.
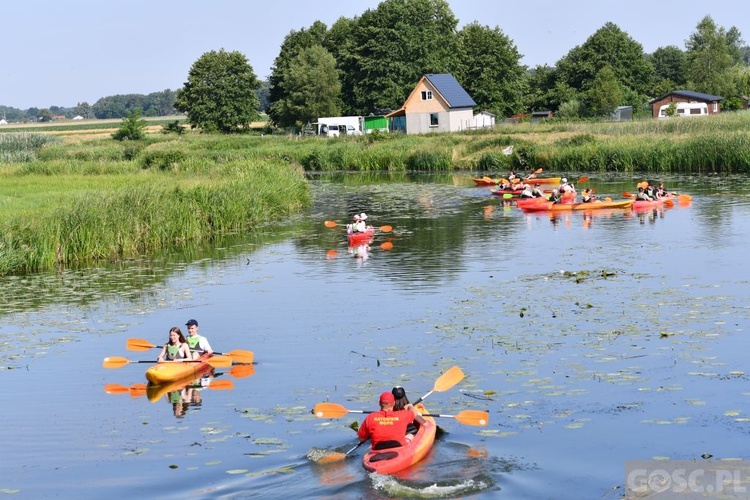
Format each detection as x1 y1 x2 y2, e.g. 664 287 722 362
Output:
271 45 342 128
685 16 745 96
267 21 329 125
343 0 461 114
648 46 687 88
586 65 622 117
174 49 261 133
455 22 527 117
555 22 655 100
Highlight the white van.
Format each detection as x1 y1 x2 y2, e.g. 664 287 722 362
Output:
658 102 708 119
317 123 340 137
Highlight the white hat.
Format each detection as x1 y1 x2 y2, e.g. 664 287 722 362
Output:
359 213 368 221
561 178 567 183
353 214 361 220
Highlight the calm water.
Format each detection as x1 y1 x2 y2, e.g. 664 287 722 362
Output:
2 174 750 499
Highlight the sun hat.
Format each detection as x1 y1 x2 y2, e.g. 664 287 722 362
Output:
353 214 361 220
561 178 567 183
359 213 368 221
379 391 395 405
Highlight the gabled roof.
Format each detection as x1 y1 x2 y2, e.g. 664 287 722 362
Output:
424 73 476 108
650 90 724 103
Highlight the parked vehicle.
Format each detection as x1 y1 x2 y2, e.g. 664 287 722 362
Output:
315 116 364 137
658 102 708 119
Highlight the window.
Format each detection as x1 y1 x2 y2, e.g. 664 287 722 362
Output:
430 113 439 127
712 102 718 113
421 90 433 101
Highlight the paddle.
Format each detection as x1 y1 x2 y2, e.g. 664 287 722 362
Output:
313 403 488 427
126 338 254 364
312 365 464 464
577 176 589 184
105 379 234 395
102 355 232 369
622 191 634 198
324 221 393 232
524 168 543 180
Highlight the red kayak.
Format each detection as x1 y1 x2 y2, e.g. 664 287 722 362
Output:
490 188 524 198
362 404 436 474
347 228 374 246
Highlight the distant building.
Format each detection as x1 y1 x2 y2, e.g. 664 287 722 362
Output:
612 106 633 121
531 111 553 122
649 90 723 119
0 118 7 125
466 111 495 130
386 73 476 135
72 115 84 120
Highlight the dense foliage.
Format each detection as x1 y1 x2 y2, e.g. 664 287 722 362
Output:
174 49 262 133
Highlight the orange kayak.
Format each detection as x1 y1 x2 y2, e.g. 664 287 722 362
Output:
521 199 634 212
473 176 561 186
362 404 436 474
145 354 213 384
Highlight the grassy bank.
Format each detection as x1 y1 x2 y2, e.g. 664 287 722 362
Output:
0 134 309 275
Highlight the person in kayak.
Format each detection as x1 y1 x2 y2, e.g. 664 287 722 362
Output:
531 183 546 198
548 189 562 204
635 186 652 201
391 386 421 439
519 183 534 199
157 327 191 362
185 319 213 359
346 214 360 234
357 392 428 450
581 188 598 203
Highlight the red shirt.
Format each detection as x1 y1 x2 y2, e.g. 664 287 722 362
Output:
357 409 416 448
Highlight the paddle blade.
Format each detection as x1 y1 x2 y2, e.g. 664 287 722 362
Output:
433 366 464 392
230 364 255 378
664 198 675 208
209 380 234 390
535 168 543 174
378 225 393 233
622 192 633 198
206 355 232 368
678 194 692 204
126 338 157 351
104 383 129 394
225 350 254 364
503 193 513 199
324 220 339 228
454 410 489 427
326 250 339 259
314 451 348 464
103 356 131 368
577 176 589 184
129 383 148 397
379 241 393 251
314 403 349 419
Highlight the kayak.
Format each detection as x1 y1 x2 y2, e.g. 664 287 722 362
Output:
146 362 213 402
521 199 634 212
632 197 671 211
490 188 524 198
347 228 374 246
473 176 561 186
362 403 436 474
145 353 213 384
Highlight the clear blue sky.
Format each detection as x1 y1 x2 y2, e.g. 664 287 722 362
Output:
0 0 745 109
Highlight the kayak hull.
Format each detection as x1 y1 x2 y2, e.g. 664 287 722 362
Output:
362 404 436 474
521 199 634 212
474 176 560 186
347 228 374 246
145 354 212 384
146 362 213 402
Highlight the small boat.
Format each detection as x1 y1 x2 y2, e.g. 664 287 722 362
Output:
490 188 524 198
347 228 374 246
145 353 213 384
632 197 670 211
521 199 634 212
362 403 436 474
146 362 214 402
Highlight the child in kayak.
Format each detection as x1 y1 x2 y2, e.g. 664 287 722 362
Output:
357 392 427 450
185 319 213 359
157 327 191 362
392 386 420 439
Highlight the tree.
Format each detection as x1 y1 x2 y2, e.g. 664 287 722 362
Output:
648 46 687 88
74 102 92 119
112 108 147 141
174 49 261 133
270 45 341 128
267 22 329 125
586 66 622 117
455 22 527 117
555 22 655 100
342 0 461 114
37 109 53 122
685 16 745 97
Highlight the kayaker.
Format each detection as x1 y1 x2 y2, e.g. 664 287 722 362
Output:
357 392 428 450
548 189 562 204
635 187 652 201
645 180 658 199
346 214 360 234
355 213 371 233
157 327 191 362
185 319 213 359
508 170 517 182
519 184 534 199
392 386 420 439
581 188 597 203
531 183 546 198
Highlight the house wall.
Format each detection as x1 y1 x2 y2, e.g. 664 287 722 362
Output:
651 95 721 118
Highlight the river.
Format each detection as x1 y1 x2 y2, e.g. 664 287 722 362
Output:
2 174 749 499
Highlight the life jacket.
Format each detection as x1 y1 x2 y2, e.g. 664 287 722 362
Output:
166 343 181 360
187 336 200 349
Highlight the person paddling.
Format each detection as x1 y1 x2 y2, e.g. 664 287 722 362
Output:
185 319 213 359
157 327 191 363
357 392 428 450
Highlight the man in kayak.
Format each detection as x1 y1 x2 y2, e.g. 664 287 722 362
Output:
185 319 213 359
357 392 428 450
635 187 652 201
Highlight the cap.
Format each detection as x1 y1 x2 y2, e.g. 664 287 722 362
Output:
392 386 406 399
379 391 395 405
186 319 198 327
359 213 368 221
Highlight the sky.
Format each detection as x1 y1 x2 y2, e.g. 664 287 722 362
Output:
0 0 747 110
